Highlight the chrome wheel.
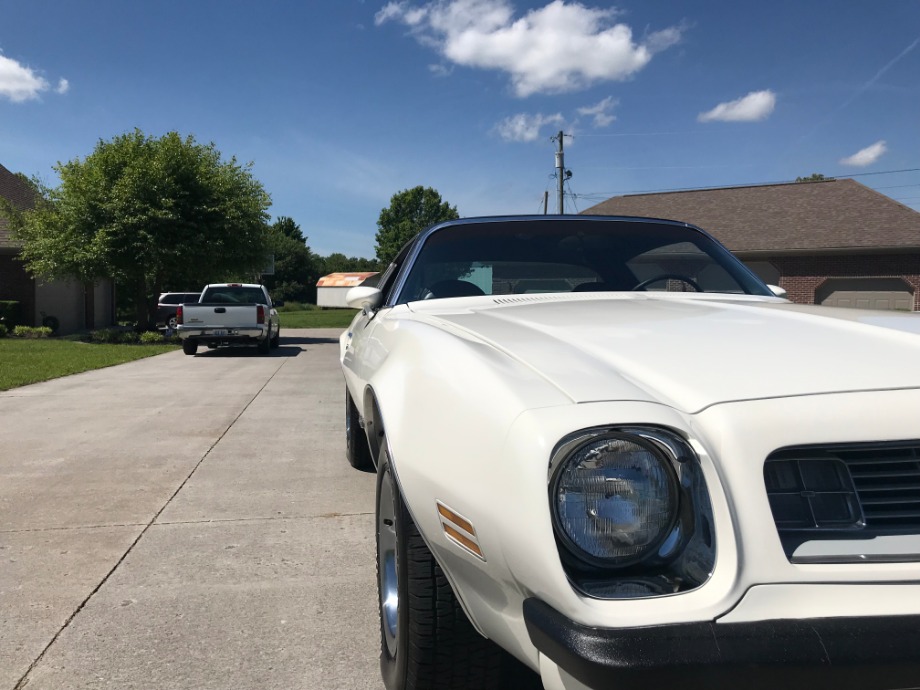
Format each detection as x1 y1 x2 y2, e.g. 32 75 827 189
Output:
378 466 399 657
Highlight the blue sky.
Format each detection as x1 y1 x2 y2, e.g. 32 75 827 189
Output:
2 0 918 258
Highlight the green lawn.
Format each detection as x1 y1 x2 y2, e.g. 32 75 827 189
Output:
0 312 357 392
0 339 178 392
278 308 357 329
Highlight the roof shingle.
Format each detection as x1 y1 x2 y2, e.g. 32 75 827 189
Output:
582 178 920 253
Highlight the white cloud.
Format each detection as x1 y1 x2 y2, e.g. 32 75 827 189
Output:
698 90 776 123
577 96 617 127
0 53 49 102
0 52 68 102
376 0 684 97
428 63 452 77
495 112 564 142
840 140 887 167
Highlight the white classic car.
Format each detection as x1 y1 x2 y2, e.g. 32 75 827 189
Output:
340 216 920 690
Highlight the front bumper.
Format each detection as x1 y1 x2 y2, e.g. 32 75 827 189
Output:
524 598 920 690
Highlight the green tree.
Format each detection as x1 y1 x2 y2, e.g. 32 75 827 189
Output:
374 186 459 265
318 252 376 273
1 129 271 329
262 216 322 303
795 173 831 182
272 215 306 243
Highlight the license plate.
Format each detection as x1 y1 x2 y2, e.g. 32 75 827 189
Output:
212 329 228 336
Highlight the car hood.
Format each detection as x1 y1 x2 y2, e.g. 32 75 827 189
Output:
407 293 920 413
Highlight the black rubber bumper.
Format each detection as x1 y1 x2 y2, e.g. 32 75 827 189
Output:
524 597 920 690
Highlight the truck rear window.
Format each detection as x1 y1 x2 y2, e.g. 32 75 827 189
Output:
201 287 266 303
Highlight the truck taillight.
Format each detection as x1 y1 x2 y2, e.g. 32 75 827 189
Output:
176 305 184 325
257 305 265 324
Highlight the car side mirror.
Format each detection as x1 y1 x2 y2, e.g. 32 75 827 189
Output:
768 285 788 299
346 286 383 311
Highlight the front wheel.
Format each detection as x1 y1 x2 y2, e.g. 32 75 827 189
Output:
182 340 198 356
376 445 537 690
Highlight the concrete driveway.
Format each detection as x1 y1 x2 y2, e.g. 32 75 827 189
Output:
0 329 381 689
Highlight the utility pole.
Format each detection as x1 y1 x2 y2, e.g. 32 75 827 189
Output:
552 131 572 214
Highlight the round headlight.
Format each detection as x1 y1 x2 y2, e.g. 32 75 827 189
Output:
551 434 678 568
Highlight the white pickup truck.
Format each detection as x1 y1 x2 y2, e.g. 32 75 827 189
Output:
175 283 281 355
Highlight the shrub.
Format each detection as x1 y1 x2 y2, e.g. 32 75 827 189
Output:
0 323 7 337
12 325 52 338
89 328 128 344
139 330 166 344
277 301 320 312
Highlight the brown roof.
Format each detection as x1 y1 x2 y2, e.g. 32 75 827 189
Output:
0 163 38 248
316 272 378 287
582 178 920 254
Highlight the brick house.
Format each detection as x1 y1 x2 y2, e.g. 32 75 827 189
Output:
582 179 920 311
0 163 115 333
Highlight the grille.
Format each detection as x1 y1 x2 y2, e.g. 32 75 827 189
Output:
765 442 920 557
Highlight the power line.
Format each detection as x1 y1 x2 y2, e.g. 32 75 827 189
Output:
846 168 920 178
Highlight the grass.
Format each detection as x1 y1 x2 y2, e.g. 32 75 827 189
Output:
0 308 355 392
278 308 357 329
0 338 178 392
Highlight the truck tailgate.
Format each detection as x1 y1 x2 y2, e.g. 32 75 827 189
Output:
180 304 260 328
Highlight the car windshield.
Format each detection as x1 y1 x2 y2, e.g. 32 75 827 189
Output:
396 218 772 303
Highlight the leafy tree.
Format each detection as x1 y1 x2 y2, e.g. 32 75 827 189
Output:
374 186 458 265
262 217 322 303
272 215 306 243
319 252 379 275
2 129 271 329
795 173 831 182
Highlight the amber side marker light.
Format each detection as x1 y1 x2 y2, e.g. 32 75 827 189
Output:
437 501 485 561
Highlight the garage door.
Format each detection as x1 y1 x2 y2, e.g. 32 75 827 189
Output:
816 278 915 311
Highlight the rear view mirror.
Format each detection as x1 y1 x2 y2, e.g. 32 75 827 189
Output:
346 286 383 311
768 285 788 299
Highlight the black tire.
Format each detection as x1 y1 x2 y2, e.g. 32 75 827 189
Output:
346 390 374 471
257 333 271 355
271 326 280 348
376 446 539 690
182 340 198 356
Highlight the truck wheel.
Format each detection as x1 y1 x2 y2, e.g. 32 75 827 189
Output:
258 334 271 355
271 327 280 348
346 390 374 471
182 340 198 356
377 444 524 690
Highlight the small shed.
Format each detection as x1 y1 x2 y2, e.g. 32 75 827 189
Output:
316 272 379 308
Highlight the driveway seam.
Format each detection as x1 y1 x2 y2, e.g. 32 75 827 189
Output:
0 523 147 534
154 512 374 526
12 359 289 690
